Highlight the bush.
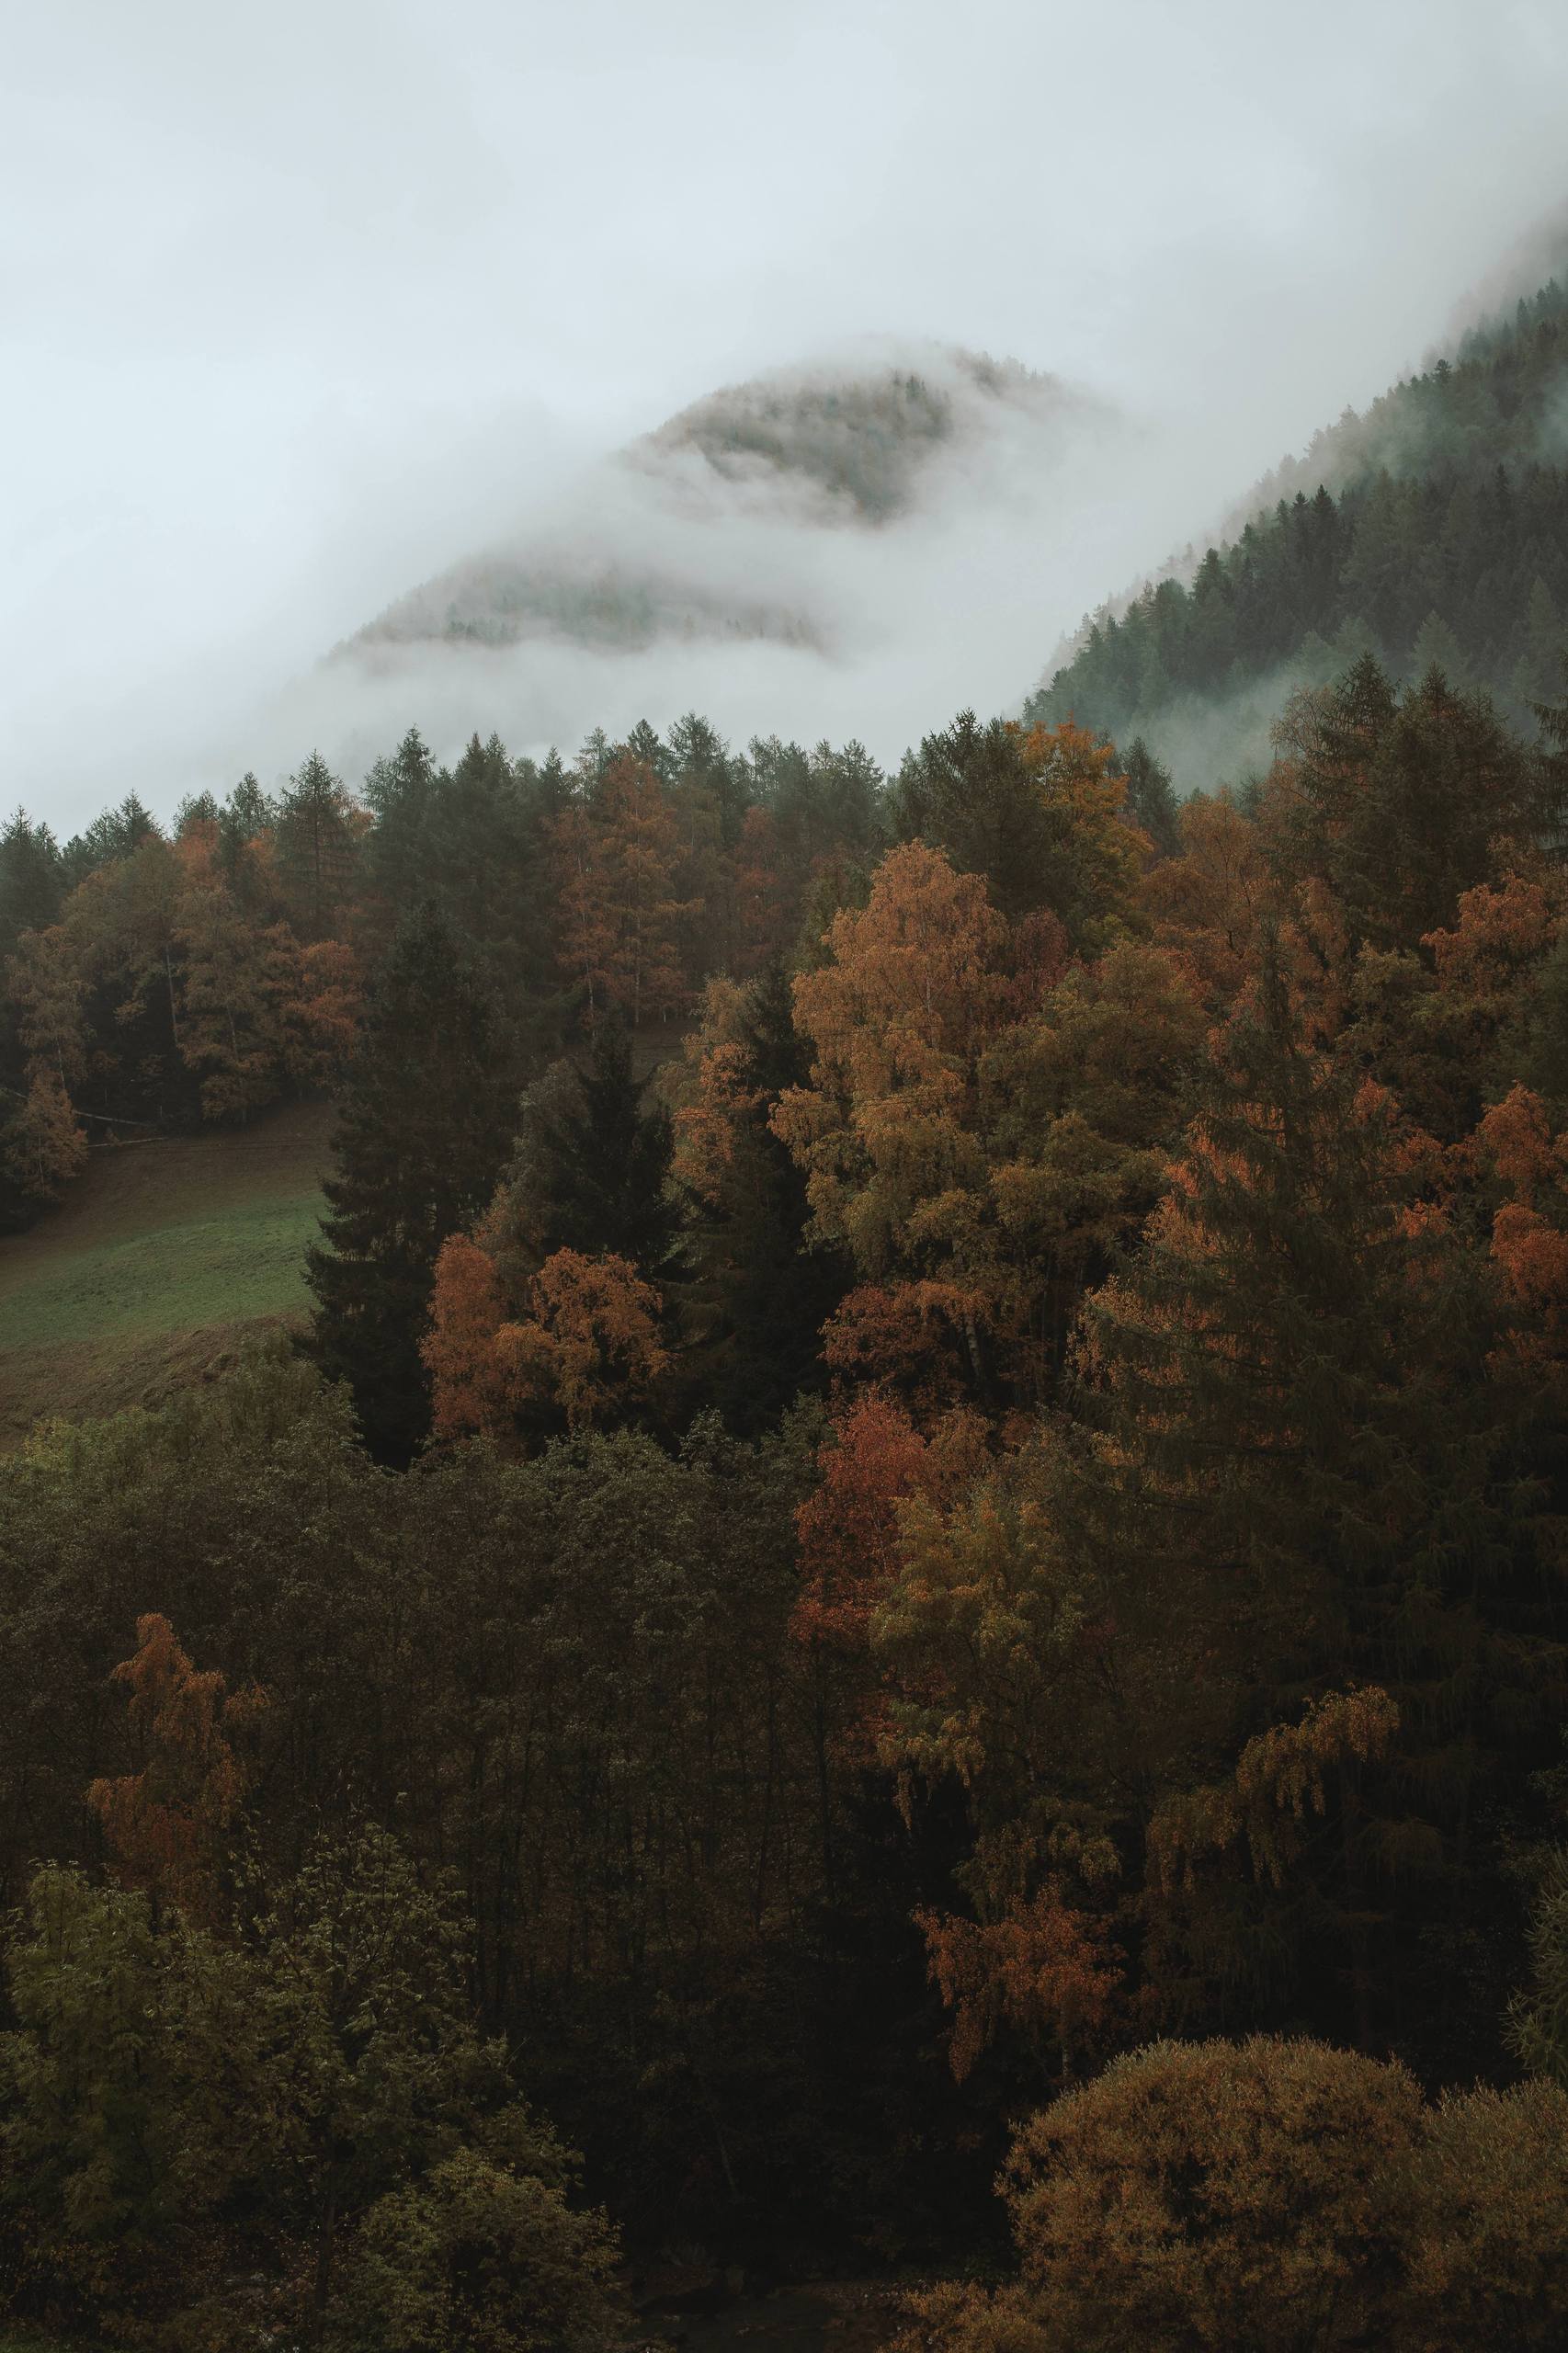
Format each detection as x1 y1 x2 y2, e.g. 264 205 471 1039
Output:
331 2145 623 2353
1395 2077 1568 2351
895 2279 1052 2351
999 2037 1423 2352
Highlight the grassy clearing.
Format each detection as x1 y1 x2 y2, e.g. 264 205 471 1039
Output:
0 1099 332 1447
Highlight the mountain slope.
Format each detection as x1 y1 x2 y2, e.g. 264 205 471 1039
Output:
1028 269 1568 785
352 347 1100 661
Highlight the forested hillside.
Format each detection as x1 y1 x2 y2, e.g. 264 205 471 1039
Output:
4 635 1568 2345
1028 272 1568 780
8 267 1568 2352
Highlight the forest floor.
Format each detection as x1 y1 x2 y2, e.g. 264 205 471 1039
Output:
0 1098 332 1449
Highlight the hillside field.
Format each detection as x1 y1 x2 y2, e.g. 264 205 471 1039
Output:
0 1100 332 1449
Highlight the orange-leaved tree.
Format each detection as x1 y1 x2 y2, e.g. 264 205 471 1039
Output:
1014 716 1146 946
494 1247 669 1432
2 1063 88 1204
794 1391 989 1650
425 1237 668 1438
1471 1083 1568 1388
87 1614 267 1926
771 840 1010 1394
551 756 698 1028
424 1231 514 1438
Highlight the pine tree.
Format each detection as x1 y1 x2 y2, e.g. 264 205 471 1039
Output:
677 960 849 1428
276 753 357 938
305 907 515 1461
1119 737 1181 859
1409 609 1471 691
509 1020 678 1275
892 710 1056 920
0 809 64 964
361 727 437 924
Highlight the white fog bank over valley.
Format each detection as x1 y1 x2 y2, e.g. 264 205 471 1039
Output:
6 0 1568 828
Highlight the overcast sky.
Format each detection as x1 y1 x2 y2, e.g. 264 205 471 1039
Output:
5 0 1568 832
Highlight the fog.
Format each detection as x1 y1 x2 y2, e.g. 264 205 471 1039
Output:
5 0 1568 831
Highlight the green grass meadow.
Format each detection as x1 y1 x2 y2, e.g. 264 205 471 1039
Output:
0 1100 332 1446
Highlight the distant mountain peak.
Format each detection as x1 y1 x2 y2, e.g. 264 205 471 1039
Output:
347 344 1100 662
634 345 1074 523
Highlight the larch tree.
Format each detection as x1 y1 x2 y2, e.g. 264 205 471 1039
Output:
551 756 696 1029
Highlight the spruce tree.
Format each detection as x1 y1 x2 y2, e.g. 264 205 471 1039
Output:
512 1020 677 1274
276 752 357 938
892 709 1055 919
1408 610 1471 691
306 907 515 1461
361 727 438 923
682 959 849 1429
0 809 64 965
218 774 278 905
669 710 748 847
1119 737 1181 859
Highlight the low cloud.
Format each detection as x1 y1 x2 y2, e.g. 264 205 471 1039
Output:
188 347 1220 798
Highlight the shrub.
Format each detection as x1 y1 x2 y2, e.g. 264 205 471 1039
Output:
895 2279 1052 2351
1395 2077 1568 2351
331 2144 623 2353
998 2036 1422 2352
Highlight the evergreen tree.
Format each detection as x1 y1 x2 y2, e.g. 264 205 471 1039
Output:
680 960 848 1429
1272 658 1544 949
1119 737 1181 858
622 718 672 783
173 790 221 839
62 792 162 886
436 733 536 963
809 738 886 863
276 752 357 938
1533 674 1568 838
1023 275 1568 775
1408 611 1471 690
217 774 277 905
892 709 1055 919
0 809 63 964
361 727 438 922
509 1020 677 1275
306 907 515 1461
1523 577 1562 700
669 710 748 847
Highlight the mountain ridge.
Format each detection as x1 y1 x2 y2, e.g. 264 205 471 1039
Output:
349 343 1100 664
1028 250 1568 787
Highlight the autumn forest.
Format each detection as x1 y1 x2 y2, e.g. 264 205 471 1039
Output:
6 275 1568 2347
